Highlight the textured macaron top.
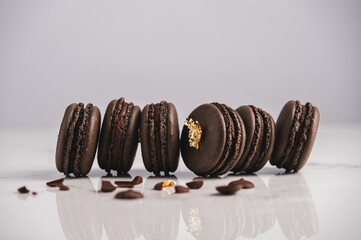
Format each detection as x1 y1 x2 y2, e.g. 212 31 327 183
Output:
270 100 320 172
140 101 179 175
98 98 141 174
56 103 101 177
232 105 275 173
181 103 245 176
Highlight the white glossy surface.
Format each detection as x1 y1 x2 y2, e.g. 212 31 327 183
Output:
0 124 361 239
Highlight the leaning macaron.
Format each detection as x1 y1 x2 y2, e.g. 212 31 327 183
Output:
270 100 320 172
232 105 276 173
140 101 180 175
180 103 246 177
56 103 101 177
98 98 141 174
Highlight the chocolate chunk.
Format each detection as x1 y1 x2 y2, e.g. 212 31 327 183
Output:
216 185 240 195
59 185 70 191
154 182 164 190
228 180 244 189
101 180 116 192
32 192 38 195
132 176 143 185
175 185 189 193
18 186 29 194
238 178 254 189
186 180 204 189
115 190 144 199
228 178 254 189
114 181 134 188
46 178 64 187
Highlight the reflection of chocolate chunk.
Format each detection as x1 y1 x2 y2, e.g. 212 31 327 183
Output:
18 186 29 194
114 182 134 188
115 190 143 199
154 182 164 190
101 180 116 192
60 185 70 191
132 176 143 185
186 180 203 189
175 186 189 193
216 185 240 195
47 178 64 187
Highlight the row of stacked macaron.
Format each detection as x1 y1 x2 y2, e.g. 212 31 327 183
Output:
55 98 320 177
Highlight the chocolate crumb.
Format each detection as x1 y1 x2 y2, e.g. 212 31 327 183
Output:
46 178 64 187
175 185 189 193
216 185 240 195
18 186 29 194
132 176 143 185
154 182 164 190
101 180 116 192
186 180 204 189
32 191 38 195
59 185 70 191
115 190 144 199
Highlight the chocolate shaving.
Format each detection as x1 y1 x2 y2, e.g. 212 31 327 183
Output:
154 182 164 190
18 186 29 194
100 180 116 192
175 186 189 193
186 180 204 189
216 185 241 195
46 178 64 187
114 181 134 188
132 176 143 185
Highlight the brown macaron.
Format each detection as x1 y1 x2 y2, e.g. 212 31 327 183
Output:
232 105 276 173
98 98 141 174
270 100 320 172
140 101 180 175
180 103 246 177
56 103 101 177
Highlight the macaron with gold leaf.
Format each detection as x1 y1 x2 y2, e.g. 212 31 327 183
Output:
180 103 246 177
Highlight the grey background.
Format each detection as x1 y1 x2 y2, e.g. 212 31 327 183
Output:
1 0 361 129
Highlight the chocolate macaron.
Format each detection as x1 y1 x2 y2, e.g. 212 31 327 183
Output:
140 101 179 175
98 98 141 174
56 103 101 177
181 103 246 177
232 105 276 173
270 100 320 172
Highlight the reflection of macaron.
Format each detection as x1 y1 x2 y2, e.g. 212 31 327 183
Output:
56 103 101 177
56 178 102 240
181 103 246 177
98 98 141 174
270 100 320 172
140 101 179 175
232 105 276 173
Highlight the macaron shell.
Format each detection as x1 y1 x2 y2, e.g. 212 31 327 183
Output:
181 104 226 176
270 100 296 166
97 99 117 170
56 103 77 173
122 105 141 172
250 110 276 172
294 106 320 171
166 102 180 172
140 104 153 172
233 105 256 171
80 106 101 176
